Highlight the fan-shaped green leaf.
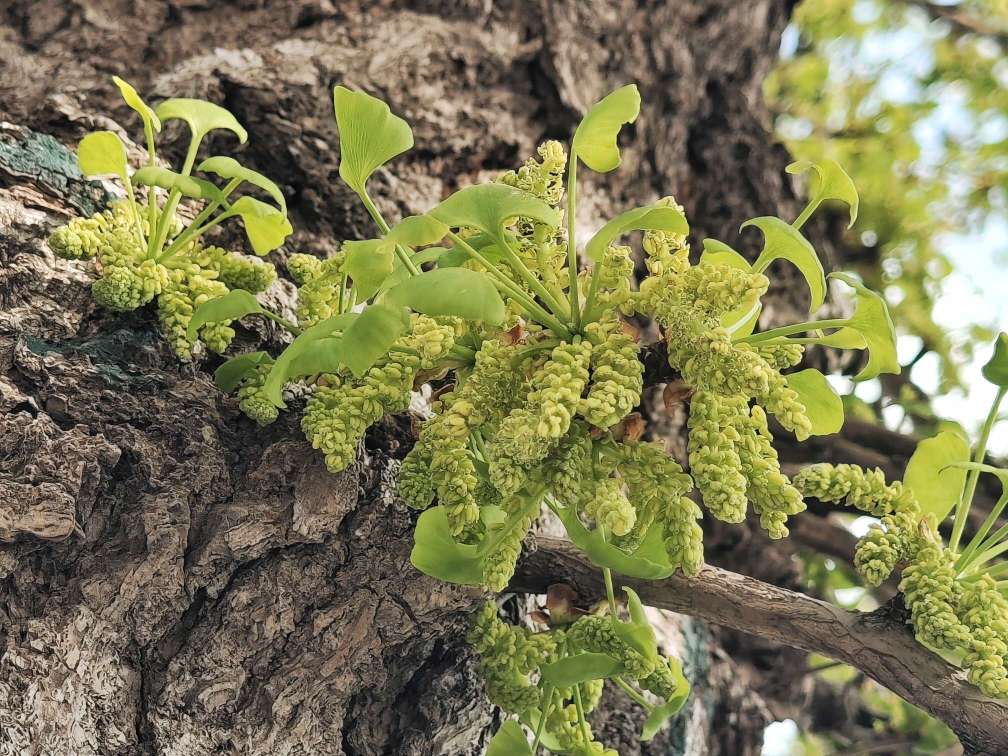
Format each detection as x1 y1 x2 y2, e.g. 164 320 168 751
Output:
585 203 688 262
572 84 641 172
539 653 626 688
187 289 264 342
699 238 748 269
743 216 826 312
340 303 410 377
981 333 1008 388
830 273 899 381
284 337 346 379
384 267 506 323
344 239 395 301
554 504 674 579
155 98 247 145
77 131 129 181
333 86 413 195
486 721 532 756
786 369 844 436
221 196 293 255
214 351 272 393
813 328 867 349
198 156 286 213
904 431 970 522
133 166 223 201
410 505 494 585
388 214 448 247
113 76 161 133
430 184 560 238
787 158 859 228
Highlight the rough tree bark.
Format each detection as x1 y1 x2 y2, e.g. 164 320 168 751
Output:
2 1 975 755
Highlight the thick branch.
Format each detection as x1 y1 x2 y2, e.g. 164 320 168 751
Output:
513 538 1008 755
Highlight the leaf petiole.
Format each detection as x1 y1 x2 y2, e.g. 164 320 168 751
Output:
359 189 422 277
566 155 581 331
739 318 849 345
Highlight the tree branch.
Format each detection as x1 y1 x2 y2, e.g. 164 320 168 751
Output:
513 537 1008 755
901 0 1008 46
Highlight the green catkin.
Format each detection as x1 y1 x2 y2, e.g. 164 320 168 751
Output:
582 476 636 537
292 254 345 327
757 342 805 370
853 502 922 586
638 656 685 700
792 463 913 516
236 364 279 425
301 374 382 472
579 315 643 428
157 269 233 357
687 390 748 523
48 199 138 260
397 444 435 511
760 370 813 441
735 405 805 539
286 253 324 285
568 615 655 679
546 426 593 508
197 245 277 293
530 339 593 440
900 541 972 652
481 507 534 591
959 576 1008 697
663 496 706 576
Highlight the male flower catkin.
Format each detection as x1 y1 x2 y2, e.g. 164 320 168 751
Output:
687 390 748 523
580 315 643 429
900 540 971 652
959 576 1008 697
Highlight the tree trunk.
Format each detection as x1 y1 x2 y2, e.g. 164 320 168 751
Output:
0 2 821 754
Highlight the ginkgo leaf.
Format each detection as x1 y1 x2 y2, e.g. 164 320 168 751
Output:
486 722 532 756
429 184 560 239
699 238 748 269
553 503 674 579
787 158 859 228
220 196 294 255
77 131 129 181
904 431 970 522
214 351 272 393
113 76 161 133
742 216 826 313
186 289 264 342
572 83 641 172
387 214 448 247
410 505 494 585
787 369 844 436
333 86 413 195
831 273 899 381
198 156 287 213
343 239 395 301
981 332 1008 388
384 267 506 323
539 654 626 687
339 304 410 377
155 98 247 145
584 203 688 261
133 166 223 201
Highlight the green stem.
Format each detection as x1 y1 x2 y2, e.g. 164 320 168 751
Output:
143 121 159 245
613 677 654 711
572 684 592 745
530 686 554 755
740 318 849 345
950 386 1007 552
792 198 820 231
497 233 570 320
960 490 1008 569
149 136 201 258
261 310 302 336
962 522 1008 574
338 272 349 313
360 189 421 277
580 265 605 326
449 343 476 362
157 215 229 264
157 178 242 262
566 156 581 331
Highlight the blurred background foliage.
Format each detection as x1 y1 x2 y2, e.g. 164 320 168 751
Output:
764 2 1006 752
766 0 1007 443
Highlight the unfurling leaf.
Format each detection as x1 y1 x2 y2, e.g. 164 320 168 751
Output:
787 158 859 228
410 505 492 585
214 351 272 392
198 156 287 214
113 76 161 133
486 721 532 756
572 83 641 172
339 304 410 377
333 86 413 195
539 653 626 687
554 504 675 579
221 196 294 255
786 369 844 436
430 184 560 239
384 267 506 324
155 98 247 145
585 203 688 262
344 239 395 300
77 131 129 182
830 273 899 381
187 289 264 342
904 431 970 522
133 166 223 201
742 216 826 313
981 332 1008 388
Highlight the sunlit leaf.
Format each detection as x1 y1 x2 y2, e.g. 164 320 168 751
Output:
585 203 688 262
554 504 674 579
572 83 641 172
813 328 867 349
133 166 223 201
904 431 970 522
155 98 247 145
699 238 748 269
198 155 287 213
384 267 506 323
787 369 844 436
430 184 560 239
388 214 448 247
830 273 899 381
187 289 263 342
787 158 859 228
333 86 413 195
77 131 129 181
339 304 410 377
410 505 495 585
221 196 294 255
539 653 625 688
981 332 1008 388
214 351 272 392
113 76 161 133
742 216 826 312
344 239 395 300
486 721 532 756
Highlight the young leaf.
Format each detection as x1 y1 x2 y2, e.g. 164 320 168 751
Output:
387 214 448 247
429 184 560 238
787 158 859 228
155 98 248 145
553 504 674 579
410 505 490 585
486 721 532 756
284 337 346 379
220 196 294 255
830 273 899 381
981 332 1008 388
78 131 130 182
113 76 161 133
344 239 395 300
187 289 264 342
198 156 287 213
812 328 867 350
376 247 448 298
333 86 413 195
699 241 762 335
214 351 272 393
384 268 506 324
261 312 359 408
617 588 659 666
339 303 410 377
786 369 844 436
904 431 970 522
699 239 748 269
641 659 690 741
133 166 223 201
571 83 641 172
539 653 626 688
742 217 826 313
584 203 689 262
